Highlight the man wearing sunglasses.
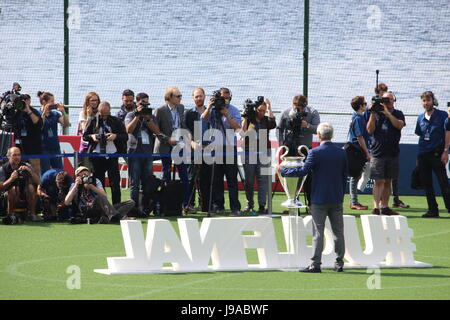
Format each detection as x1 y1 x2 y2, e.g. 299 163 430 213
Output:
154 87 190 211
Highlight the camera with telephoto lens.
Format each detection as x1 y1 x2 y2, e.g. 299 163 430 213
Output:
370 96 390 113
2 212 25 225
211 90 226 114
241 96 264 121
16 168 31 182
135 101 153 116
288 109 308 132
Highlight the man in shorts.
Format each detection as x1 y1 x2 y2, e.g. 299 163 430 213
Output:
366 92 405 216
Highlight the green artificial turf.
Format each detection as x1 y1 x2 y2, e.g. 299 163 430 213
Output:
1 192 449 300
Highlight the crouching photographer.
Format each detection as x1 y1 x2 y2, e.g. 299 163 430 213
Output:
64 166 135 224
241 97 276 214
0 147 41 224
38 169 73 221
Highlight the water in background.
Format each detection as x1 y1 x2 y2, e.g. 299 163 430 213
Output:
1 0 449 142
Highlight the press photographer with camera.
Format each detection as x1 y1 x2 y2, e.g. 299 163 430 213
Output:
182 88 212 214
201 87 242 216
0 87 43 173
83 101 128 205
125 92 166 215
366 91 405 216
277 94 320 206
37 91 70 175
64 166 135 224
0 147 41 223
241 97 276 214
38 169 73 221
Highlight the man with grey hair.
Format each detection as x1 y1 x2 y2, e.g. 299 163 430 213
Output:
280 122 348 273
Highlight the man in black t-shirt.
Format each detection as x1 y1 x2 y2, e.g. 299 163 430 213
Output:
366 92 405 216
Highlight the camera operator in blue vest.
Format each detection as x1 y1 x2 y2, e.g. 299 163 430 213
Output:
415 91 450 218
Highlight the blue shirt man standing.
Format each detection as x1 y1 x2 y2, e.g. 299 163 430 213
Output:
347 96 371 210
281 123 347 273
201 88 242 216
415 91 450 218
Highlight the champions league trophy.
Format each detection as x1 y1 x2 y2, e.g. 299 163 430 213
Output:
275 145 309 209
275 145 309 260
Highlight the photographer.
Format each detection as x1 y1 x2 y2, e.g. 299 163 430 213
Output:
347 96 371 210
201 87 242 216
125 92 165 215
37 91 70 175
415 91 450 218
182 88 212 214
277 94 320 206
38 169 73 221
83 101 128 205
0 147 41 222
241 97 276 214
366 92 405 216
65 166 135 224
0 89 43 174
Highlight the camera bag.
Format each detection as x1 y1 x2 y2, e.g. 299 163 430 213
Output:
343 142 366 178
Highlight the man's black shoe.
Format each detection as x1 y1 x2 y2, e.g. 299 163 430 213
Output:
422 211 439 218
243 205 254 212
257 207 266 215
299 265 321 273
334 265 344 272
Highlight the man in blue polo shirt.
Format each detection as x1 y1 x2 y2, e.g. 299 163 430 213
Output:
415 91 450 218
201 87 242 216
348 96 371 210
366 92 405 216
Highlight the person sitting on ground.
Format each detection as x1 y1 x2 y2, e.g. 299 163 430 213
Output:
64 166 135 224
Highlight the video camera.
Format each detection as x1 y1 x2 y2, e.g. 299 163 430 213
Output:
370 70 389 113
241 96 264 121
211 90 226 114
0 92 27 113
135 101 153 116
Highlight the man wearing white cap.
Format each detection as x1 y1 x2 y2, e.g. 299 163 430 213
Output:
64 166 135 223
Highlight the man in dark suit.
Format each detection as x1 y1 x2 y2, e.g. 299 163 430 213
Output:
281 122 347 273
154 87 190 209
83 101 128 205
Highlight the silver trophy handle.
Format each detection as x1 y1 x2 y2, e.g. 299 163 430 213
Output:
276 146 289 162
297 145 309 160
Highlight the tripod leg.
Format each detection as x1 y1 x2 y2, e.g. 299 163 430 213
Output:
208 162 215 215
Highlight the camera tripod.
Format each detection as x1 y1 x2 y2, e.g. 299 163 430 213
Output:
207 111 245 215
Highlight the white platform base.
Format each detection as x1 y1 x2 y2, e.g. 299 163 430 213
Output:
95 261 433 275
